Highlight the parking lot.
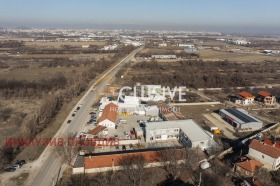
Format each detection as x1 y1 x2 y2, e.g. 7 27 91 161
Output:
107 114 150 139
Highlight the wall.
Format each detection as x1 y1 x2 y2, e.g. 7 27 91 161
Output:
248 148 274 170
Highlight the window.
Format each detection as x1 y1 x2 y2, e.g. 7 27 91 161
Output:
168 135 173 138
156 135 161 139
174 129 179 132
200 142 204 145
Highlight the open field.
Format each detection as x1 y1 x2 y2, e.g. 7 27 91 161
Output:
24 41 108 48
16 53 114 59
198 50 280 62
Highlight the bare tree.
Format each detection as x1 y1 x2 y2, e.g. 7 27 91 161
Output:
156 148 186 181
56 132 79 166
118 154 146 186
255 167 273 186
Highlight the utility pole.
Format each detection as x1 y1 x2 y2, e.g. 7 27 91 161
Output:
198 172 202 186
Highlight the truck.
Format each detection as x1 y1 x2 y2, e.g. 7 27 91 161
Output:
210 127 222 135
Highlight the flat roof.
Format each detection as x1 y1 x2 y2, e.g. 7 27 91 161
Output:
146 119 212 142
220 108 262 124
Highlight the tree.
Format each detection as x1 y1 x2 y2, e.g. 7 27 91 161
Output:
118 154 146 186
155 148 186 181
56 133 79 166
254 167 273 186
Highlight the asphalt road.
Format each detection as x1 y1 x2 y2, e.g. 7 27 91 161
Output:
29 48 142 186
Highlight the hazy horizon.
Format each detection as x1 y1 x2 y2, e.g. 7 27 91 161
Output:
1 0 280 34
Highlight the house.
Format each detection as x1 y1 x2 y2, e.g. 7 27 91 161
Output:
257 91 276 106
235 158 263 177
238 91 255 105
219 108 263 130
145 119 213 150
97 103 118 128
248 139 280 170
87 126 108 138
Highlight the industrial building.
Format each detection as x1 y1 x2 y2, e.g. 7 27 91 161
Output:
145 119 213 150
219 108 263 130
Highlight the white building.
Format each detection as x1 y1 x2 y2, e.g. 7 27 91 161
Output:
145 119 213 150
97 103 118 128
178 44 195 48
233 39 250 45
151 55 177 59
248 139 280 170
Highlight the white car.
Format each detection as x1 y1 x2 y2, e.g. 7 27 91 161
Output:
200 161 211 169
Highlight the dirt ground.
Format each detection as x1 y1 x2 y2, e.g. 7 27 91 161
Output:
24 41 107 48
198 50 280 62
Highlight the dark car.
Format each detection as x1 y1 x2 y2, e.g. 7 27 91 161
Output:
17 160 26 166
89 112 96 115
72 113 76 117
13 163 21 168
67 120 71 124
122 145 126 151
139 123 146 128
4 167 16 172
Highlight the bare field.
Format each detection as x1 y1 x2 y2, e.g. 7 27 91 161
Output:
17 53 114 59
0 67 87 81
24 40 107 48
198 50 280 62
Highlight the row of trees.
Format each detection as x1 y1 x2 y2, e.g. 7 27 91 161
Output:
128 60 280 88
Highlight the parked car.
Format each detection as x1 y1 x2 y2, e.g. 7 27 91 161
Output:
72 113 76 117
13 164 21 168
200 161 211 169
89 112 96 115
67 120 71 124
4 167 16 172
139 123 146 128
17 160 26 166
122 145 126 151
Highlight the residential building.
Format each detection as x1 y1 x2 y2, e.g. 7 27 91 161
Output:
219 108 263 130
97 103 118 128
87 126 108 138
238 91 255 105
248 139 280 170
257 91 276 106
145 119 213 150
235 159 263 177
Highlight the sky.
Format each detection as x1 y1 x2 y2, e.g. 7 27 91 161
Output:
0 0 280 34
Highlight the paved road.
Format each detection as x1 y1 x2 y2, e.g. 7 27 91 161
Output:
28 48 142 186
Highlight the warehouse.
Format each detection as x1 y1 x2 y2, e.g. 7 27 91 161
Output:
145 119 213 150
219 108 263 130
